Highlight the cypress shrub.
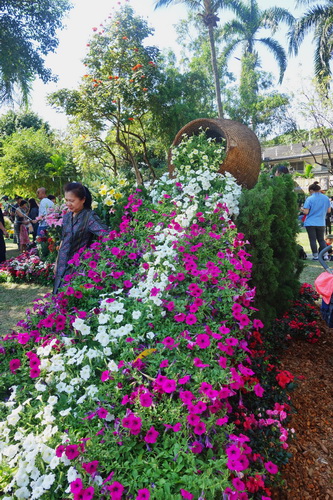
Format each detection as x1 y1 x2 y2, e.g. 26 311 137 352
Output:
237 173 304 327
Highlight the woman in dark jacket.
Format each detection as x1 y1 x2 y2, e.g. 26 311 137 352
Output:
28 198 39 242
53 182 109 294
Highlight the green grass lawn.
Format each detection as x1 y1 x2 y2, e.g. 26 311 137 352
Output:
297 228 330 287
1 238 50 338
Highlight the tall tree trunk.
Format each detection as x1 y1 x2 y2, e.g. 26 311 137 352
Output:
207 24 223 118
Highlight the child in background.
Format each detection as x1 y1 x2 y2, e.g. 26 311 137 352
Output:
325 234 333 260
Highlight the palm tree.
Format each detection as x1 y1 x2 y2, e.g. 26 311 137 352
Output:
222 0 295 85
154 0 240 118
289 0 333 83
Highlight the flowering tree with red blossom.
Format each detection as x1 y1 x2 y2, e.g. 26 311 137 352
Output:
49 6 161 184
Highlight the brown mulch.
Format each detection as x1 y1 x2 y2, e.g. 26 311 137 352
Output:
273 315 333 500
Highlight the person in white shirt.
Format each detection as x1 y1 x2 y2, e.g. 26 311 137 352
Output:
35 187 54 236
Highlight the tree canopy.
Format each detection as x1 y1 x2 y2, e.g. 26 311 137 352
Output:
0 0 72 103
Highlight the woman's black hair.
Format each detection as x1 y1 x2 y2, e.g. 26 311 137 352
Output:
28 198 39 209
308 181 321 192
276 164 289 175
19 199 28 207
64 182 92 209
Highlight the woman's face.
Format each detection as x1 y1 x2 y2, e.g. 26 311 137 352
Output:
65 191 85 214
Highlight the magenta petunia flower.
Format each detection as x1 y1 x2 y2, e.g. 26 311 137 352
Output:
190 441 203 453
215 416 228 426
123 280 133 288
70 478 83 493
65 444 80 460
101 370 110 382
9 358 21 373
140 393 153 407
136 488 151 500
29 367 41 378
253 318 264 329
161 378 176 393
79 486 95 500
196 333 210 349
265 461 279 474
253 383 265 397
174 313 186 322
180 489 194 499
232 477 245 491
128 252 137 260
187 413 200 426
226 444 241 460
178 375 191 385
97 407 108 419
82 460 99 474
159 359 169 368
55 444 65 458
144 426 159 444
193 421 206 435
185 314 197 325
161 336 176 349
179 390 195 404
107 481 124 499
193 357 210 368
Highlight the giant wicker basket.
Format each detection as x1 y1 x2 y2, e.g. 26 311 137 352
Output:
168 118 261 189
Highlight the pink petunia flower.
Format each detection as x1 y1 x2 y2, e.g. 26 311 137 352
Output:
178 375 191 385
190 441 203 453
97 407 108 419
232 477 245 491
180 489 194 499
136 488 150 500
161 378 176 393
140 393 153 407
144 426 159 444
193 357 210 368
196 334 210 349
55 444 65 457
29 367 41 378
70 478 83 493
264 461 279 474
82 460 99 474
253 383 265 397
101 370 111 382
65 444 80 460
193 421 206 435
174 313 186 322
107 481 124 499
185 314 197 325
9 358 21 373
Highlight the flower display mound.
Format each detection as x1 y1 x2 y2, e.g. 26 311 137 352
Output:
0 141 292 500
0 249 54 285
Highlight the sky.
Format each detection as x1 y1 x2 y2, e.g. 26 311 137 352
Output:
13 0 315 129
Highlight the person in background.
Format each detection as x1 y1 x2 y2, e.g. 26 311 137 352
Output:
48 194 56 202
302 181 331 260
0 205 9 263
53 182 108 294
325 234 333 260
12 195 23 248
35 187 54 236
16 200 30 252
28 198 39 243
274 164 289 176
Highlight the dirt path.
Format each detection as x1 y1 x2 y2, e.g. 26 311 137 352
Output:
274 315 333 499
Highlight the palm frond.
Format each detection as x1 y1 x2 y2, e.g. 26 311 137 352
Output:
256 37 287 83
288 5 330 55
